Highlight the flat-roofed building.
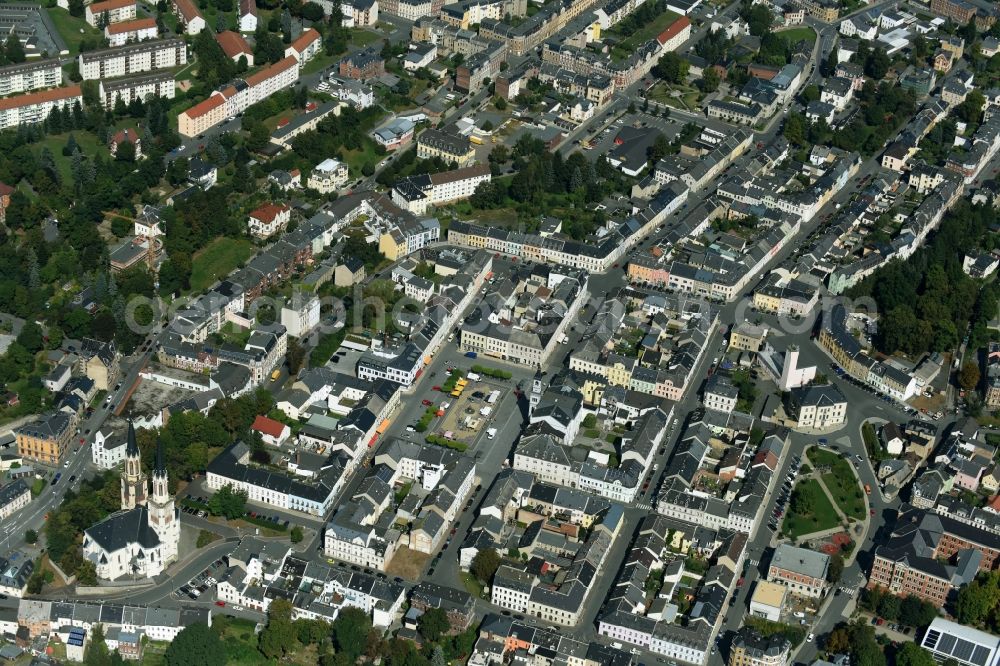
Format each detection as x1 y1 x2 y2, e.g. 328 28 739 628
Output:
0 59 61 97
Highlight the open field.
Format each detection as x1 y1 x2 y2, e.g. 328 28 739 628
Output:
48 8 102 54
190 237 254 293
776 26 817 45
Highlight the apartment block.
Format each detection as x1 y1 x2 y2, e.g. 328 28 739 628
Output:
85 0 137 27
78 39 188 81
391 163 490 215
105 17 158 47
0 59 62 97
0 86 82 131
16 411 74 465
98 71 175 110
178 56 299 137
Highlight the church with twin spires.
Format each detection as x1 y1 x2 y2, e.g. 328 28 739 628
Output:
82 422 180 580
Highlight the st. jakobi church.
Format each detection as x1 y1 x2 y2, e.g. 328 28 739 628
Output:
82 422 180 580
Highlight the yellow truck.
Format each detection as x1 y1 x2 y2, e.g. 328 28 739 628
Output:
470 136 484 145
270 369 281 381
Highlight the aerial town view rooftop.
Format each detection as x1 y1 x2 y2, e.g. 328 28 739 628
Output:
0 0 998 663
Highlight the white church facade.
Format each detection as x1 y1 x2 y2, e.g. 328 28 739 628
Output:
82 422 180 581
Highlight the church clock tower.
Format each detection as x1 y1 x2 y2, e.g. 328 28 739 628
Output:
120 421 147 509
147 437 179 565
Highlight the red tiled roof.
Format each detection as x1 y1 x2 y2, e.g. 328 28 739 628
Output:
0 182 13 197
244 55 297 87
180 92 224 119
290 28 320 54
106 17 156 34
657 16 691 45
0 86 81 112
90 0 135 13
173 0 203 22
239 0 257 17
251 415 287 438
112 127 139 145
249 202 289 223
215 30 252 58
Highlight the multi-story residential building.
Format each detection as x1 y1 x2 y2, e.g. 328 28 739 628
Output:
85 0 136 27
0 480 30 520
78 39 188 81
80 338 120 392
704 373 739 414
285 28 321 62
247 202 291 238
178 56 299 137
767 544 829 598
16 411 74 465
357 343 424 386
929 0 977 24
308 157 349 193
985 343 1000 409
455 40 506 93
391 164 490 215
0 59 62 97
0 86 82 131
216 30 254 66
416 127 475 167
339 48 384 79
785 384 847 429
729 628 791 666
207 441 344 516
105 17 158 46
378 216 441 261
239 0 258 32
172 0 206 34
98 71 175 110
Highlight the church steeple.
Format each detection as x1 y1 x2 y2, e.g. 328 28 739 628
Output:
120 420 147 510
153 435 166 479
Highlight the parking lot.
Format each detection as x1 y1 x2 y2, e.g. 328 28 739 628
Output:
174 556 227 603
181 493 293 530
767 453 802 533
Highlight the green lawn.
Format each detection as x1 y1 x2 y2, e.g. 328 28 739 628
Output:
782 478 841 539
38 132 104 184
609 9 681 61
190 237 254 293
350 30 381 47
48 8 103 54
303 50 339 76
777 26 817 46
811 448 866 520
340 139 382 178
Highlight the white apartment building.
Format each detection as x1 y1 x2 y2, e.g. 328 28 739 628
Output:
280 296 321 338
178 56 299 137
247 202 291 238
323 524 398 570
788 384 848 430
491 566 534 612
307 157 349 193
0 59 62 97
285 28 322 63
78 40 188 81
0 480 30 520
85 0 136 27
391 164 491 215
0 86 83 131
98 71 175 110
703 374 738 413
106 18 158 47
91 429 127 470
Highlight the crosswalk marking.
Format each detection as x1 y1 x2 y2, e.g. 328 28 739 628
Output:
635 501 654 511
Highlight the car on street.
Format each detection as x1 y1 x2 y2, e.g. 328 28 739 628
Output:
807 634 815 643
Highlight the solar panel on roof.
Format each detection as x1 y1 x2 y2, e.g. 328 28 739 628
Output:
971 645 991 666
940 634 957 654
925 629 942 649
954 638 975 662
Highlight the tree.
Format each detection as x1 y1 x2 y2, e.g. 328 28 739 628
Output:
418 607 450 642
76 560 98 586
431 645 447 666
494 96 508 110
960 360 981 391
85 623 111 666
24 529 37 544
899 595 938 628
700 67 721 93
790 485 814 516
4 34 25 64
207 484 248 519
287 338 306 374
332 607 371 663
165 623 226 666
896 643 937 666
877 593 901 621
196 529 216 548
471 547 500 583
653 51 689 84
827 553 844 584
824 626 851 654
627 101 636 114
801 84 820 103
957 89 986 124
259 598 297 659
290 526 304 543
